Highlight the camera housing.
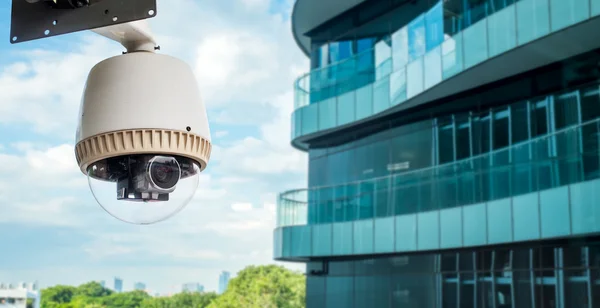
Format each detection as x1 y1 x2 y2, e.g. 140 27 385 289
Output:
74 51 211 224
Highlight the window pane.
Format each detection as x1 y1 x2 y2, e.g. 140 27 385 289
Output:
390 68 407 106
512 102 529 144
425 1 444 51
516 0 550 45
580 87 600 179
408 14 426 62
594 0 600 16
356 84 374 120
337 91 355 126
374 217 395 253
550 0 589 31
442 33 464 79
306 277 325 308
488 5 516 57
392 27 409 71
353 220 374 254
301 104 319 135
438 120 455 163
332 222 353 255
358 181 374 219
374 76 391 114
326 277 353 307
376 36 393 80
318 97 337 131
392 274 437 308
463 19 488 69
493 108 510 149
407 58 424 99
375 178 392 218
424 46 442 90
329 41 353 64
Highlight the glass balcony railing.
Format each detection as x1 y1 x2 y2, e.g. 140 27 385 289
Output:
292 0 600 140
278 117 600 228
275 118 600 259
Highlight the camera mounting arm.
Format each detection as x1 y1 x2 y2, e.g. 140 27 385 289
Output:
92 19 157 53
10 0 157 44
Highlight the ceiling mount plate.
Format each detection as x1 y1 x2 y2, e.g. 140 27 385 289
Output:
10 0 157 44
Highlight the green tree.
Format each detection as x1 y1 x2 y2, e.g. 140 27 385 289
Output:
208 265 305 308
141 292 217 308
100 290 151 308
41 285 77 308
75 282 113 298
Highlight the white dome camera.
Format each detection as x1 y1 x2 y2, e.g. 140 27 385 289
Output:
74 21 211 224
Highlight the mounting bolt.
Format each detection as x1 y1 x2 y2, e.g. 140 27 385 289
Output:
154 46 161 51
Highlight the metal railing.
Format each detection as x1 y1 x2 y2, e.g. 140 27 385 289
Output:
278 117 600 227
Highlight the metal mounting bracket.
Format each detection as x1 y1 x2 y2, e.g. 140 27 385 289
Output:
10 0 157 44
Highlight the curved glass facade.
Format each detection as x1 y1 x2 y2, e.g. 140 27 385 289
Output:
301 242 600 307
282 0 600 307
280 83 600 228
276 117 600 258
292 0 600 140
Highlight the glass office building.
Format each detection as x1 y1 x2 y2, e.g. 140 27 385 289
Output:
276 0 600 307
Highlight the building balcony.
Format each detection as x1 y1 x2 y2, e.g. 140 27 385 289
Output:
275 117 600 261
291 0 600 150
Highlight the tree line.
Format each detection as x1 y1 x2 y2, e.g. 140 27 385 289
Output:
40 265 305 308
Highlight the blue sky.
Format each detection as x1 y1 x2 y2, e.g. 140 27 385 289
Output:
0 0 307 294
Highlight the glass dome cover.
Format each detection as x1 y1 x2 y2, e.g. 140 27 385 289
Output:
87 154 200 224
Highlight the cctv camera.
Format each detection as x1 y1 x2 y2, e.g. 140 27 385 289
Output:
74 51 211 225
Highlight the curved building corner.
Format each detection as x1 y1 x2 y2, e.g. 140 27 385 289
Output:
279 0 600 307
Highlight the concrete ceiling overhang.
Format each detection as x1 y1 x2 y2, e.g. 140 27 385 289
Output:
291 0 368 56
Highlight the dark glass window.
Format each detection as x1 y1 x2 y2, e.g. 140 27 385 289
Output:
581 86 600 179
531 99 549 137
493 108 510 150
438 118 455 164
329 41 353 64
511 101 529 144
456 115 472 160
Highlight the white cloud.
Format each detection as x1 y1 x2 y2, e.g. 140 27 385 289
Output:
239 0 271 10
231 202 253 212
214 130 229 138
0 0 308 293
0 36 119 139
263 203 276 213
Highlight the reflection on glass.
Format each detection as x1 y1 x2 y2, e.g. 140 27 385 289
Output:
516 0 550 45
391 28 408 71
442 33 463 79
356 84 374 120
376 36 392 79
550 0 589 31
374 76 391 114
407 59 424 99
408 15 426 62
318 98 337 131
487 5 516 57
390 69 407 106
463 18 488 69
594 0 600 16
424 46 442 90
329 41 353 64
337 91 355 126
425 1 444 51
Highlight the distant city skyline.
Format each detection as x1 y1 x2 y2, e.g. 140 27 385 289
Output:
114 277 123 293
218 271 230 294
134 282 146 291
182 282 204 293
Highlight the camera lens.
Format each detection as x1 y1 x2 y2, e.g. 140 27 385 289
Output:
148 156 181 190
